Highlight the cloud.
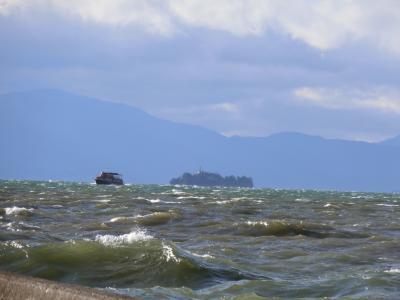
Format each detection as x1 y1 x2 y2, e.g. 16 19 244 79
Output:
2 0 400 142
0 0 175 35
294 86 400 114
1 0 400 54
210 102 240 114
148 99 265 135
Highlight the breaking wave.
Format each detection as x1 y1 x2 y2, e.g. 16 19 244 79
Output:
0 206 34 217
95 229 153 246
0 236 261 289
109 211 179 226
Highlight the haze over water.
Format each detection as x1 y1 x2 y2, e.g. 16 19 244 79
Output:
0 180 399 299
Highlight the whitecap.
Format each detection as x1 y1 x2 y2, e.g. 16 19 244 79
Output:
147 199 161 203
109 216 136 223
171 189 186 195
6 241 24 249
5 206 34 215
146 199 182 204
384 268 400 274
93 199 111 203
177 196 206 200
4 222 19 232
295 198 311 202
18 221 41 230
95 229 153 246
162 243 181 263
376 203 399 207
135 212 177 226
190 252 214 259
214 198 240 204
215 200 230 204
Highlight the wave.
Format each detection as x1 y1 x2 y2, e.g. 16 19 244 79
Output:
234 220 369 239
109 216 136 223
0 206 34 217
109 211 179 226
384 268 400 274
0 236 261 289
146 199 182 204
95 229 153 246
376 203 399 207
135 211 179 226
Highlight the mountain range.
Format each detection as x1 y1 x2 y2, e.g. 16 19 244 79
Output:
1 90 399 192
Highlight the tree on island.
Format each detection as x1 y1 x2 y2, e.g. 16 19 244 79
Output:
170 170 253 188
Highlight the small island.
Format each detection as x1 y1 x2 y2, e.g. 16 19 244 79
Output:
170 170 253 188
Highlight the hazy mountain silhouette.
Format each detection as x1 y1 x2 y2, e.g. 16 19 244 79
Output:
1 90 399 192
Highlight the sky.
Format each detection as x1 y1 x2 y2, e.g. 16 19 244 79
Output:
1 0 400 142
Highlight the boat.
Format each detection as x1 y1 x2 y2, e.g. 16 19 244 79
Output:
95 172 124 185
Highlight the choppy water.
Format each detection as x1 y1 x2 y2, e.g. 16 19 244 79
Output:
0 180 399 299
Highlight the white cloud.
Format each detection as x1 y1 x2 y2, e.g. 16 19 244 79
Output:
294 86 400 114
1 0 400 54
169 0 273 36
56 0 175 35
0 0 175 35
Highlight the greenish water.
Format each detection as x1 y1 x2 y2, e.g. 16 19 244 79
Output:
0 180 399 299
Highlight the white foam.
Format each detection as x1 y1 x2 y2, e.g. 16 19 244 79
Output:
171 189 185 195
162 243 181 263
4 222 19 232
109 216 136 223
295 198 311 202
177 196 206 200
376 203 399 207
245 221 269 227
6 241 24 249
146 199 182 204
5 206 34 215
147 199 161 203
93 199 111 203
384 268 400 274
215 200 230 204
191 252 214 259
95 229 153 246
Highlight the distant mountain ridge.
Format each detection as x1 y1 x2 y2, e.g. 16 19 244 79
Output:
1 90 399 192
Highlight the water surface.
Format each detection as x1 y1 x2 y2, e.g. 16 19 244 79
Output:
0 180 399 299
